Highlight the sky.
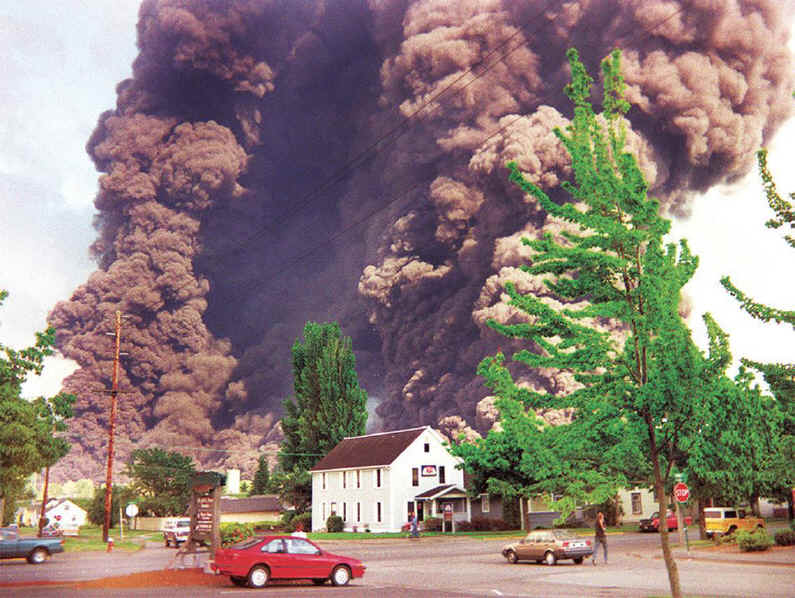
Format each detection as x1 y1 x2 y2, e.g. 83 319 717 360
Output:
1 1 792 400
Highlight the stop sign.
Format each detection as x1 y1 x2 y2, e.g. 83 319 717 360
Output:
673 482 690 503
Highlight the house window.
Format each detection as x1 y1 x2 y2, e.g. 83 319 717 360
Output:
322 472 326 490
331 502 337 516
481 494 490 513
357 502 361 522
424 442 430 452
356 470 360 488
343 502 347 521
343 471 347 489
376 502 382 522
439 465 445 484
412 467 419 486
375 468 381 488
631 492 642 515
322 503 326 521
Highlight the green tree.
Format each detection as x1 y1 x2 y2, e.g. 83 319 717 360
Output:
278 322 367 512
124 448 195 516
459 49 709 597
720 148 794 516
250 455 271 496
88 484 136 528
0 289 75 521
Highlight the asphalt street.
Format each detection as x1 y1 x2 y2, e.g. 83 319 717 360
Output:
1 531 793 597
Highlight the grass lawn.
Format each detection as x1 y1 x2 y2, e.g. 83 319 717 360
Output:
20 525 157 552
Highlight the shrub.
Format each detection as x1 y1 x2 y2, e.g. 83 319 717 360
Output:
422 517 442 532
736 528 773 552
774 530 795 546
467 516 511 531
456 521 474 531
290 512 312 532
220 522 255 546
326 515 344 532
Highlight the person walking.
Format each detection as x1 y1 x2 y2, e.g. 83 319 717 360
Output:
409 511 419 539
593 511 607 565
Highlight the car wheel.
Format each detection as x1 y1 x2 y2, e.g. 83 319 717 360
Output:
544 551 557 566
331 565 351 586
230 576 247 587
573 557 584 564
247 565 270 588
506 550 518 564
28 548 48 564
164 537 170 547
728 526 737 536
312 579 327 585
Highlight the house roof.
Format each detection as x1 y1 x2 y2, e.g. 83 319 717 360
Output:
220 495 283 514
414 484 467 500
310 427 427 471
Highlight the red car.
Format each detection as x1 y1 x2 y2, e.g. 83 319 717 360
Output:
212 535 366 588
639 511 693 532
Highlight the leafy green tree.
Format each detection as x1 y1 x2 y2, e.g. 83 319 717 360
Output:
88 484 136 528
280 322 368 473
123 448 195 516
278 322 367 513
459 49 709 597
720 148 794 516
250 455 272 496
270 467 312 515
0 289 75 521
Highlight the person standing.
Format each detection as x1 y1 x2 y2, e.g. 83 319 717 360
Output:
593 511 607 565
409 511 419 539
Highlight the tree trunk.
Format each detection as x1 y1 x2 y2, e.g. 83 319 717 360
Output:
649 443 682 598
697 497 708 540
0 495 5 526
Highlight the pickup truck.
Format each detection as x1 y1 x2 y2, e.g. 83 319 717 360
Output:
638 511 693 532
703 507 765 538
0 527 64 564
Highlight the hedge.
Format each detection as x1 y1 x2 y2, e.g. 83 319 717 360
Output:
736 528 773 552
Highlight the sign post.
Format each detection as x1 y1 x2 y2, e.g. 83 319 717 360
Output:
673 482 690 551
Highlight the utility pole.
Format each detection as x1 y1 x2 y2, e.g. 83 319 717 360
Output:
102 310 122 543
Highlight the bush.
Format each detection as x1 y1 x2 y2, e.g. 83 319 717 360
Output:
736 528 773 552
422 517 442 532
465 516 511 531
290 512 312 532
774 530 795 546
252 520 282 533
220 522 255 546
326 515 344 533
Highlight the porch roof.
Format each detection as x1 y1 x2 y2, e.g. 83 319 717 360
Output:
414 484 467 500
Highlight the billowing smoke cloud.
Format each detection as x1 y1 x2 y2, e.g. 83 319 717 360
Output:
49 0 793 480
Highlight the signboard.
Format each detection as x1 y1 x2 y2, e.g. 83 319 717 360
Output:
443 503 453 521
673 482 690 503
194 495 214 536
125 503 139 518
421 465 437 477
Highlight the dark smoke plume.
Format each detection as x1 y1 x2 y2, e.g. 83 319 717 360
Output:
49 0 793 479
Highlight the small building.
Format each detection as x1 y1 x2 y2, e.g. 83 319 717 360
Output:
220 495 283 524
310 426 471 532
16 498 87 535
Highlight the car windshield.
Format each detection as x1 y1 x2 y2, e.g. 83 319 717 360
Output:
177 520 191 527
551 530 576 540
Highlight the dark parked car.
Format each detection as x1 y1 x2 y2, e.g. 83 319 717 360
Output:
0 527 64 564
502 529 593 566
212 535 366 588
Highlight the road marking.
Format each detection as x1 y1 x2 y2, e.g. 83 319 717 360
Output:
492 590 503 596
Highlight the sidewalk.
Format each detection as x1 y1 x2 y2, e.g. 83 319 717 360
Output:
672 544 795 566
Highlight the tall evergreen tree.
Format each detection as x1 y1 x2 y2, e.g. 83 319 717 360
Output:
279 321 367 483
455 49 711 598
250 454 271 495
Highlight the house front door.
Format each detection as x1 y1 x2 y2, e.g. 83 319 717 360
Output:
417 501 424 521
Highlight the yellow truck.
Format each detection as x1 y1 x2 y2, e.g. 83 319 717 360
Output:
703 507 765 538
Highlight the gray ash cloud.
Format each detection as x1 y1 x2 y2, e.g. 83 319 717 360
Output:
48 0 793 479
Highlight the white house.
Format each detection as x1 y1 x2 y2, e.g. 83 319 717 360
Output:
310 426 469 532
